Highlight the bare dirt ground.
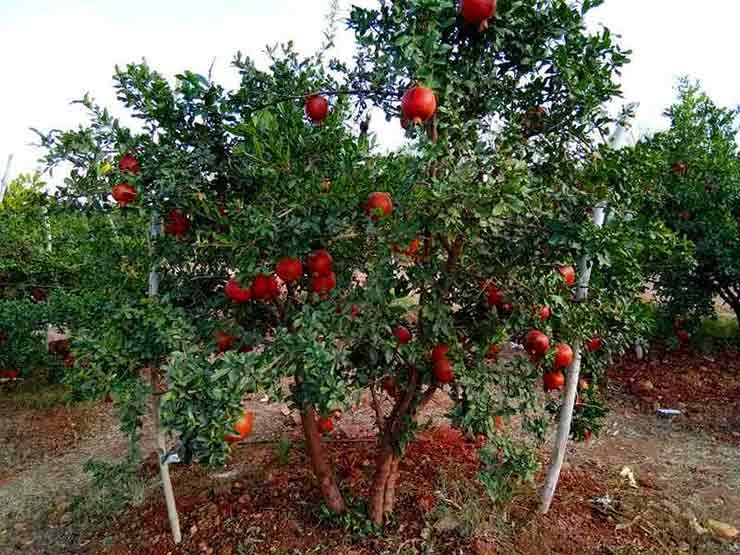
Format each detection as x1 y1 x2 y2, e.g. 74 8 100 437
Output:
0 346 738 555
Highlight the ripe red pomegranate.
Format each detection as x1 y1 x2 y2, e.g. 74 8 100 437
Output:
586 336 603 353
433 358 455 383
671 161 688 176
225 278 252 303
401 86 437 125
112 183 137 207
165 210 189 236
306 249 333 276
215 331 235 353
31 288 47 302
676 329 690 343
538 306 552 321
543 371 566 392
305 95 329 123
310 272 337 295
0 369 20 380
553 343 574 370
365 192 393 220
275 257 302 283
251 274 279 301
118 153 140 174
225 411 254 444
317 416 334 434
431 344 450 362
557 265 577 286
460 0 497 31
485 284 504 308
393 325 412 344
485 344 500 361
392 237 421 257
524 330 549 356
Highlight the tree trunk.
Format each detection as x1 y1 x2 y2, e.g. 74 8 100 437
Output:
368 367 421 526
301 407 346 514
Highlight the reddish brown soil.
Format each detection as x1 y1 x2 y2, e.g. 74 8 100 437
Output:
1 346 739 555
609 344 740 443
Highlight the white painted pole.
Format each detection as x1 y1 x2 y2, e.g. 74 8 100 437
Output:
0 155 14 204
540 125 625 513
540 206 606 513
148 211 182 544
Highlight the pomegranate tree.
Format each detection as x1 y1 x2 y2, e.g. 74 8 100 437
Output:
37 0 682 533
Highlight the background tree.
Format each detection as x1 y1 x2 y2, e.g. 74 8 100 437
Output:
639 79 740 327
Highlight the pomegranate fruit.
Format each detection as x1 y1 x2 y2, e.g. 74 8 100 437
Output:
310 272 337 295
275 257 302 283
524 330 549 356
538 306 552 321
365 192 393 220
393 325 412 344
431 344 450 362
317 416 334 434
485 284 504 308
251 274 279 301
118 153 140 174
225 411 254 444
433 358 455 384
460 0 497 31
225 278 252 303
164 210 189 236
0 369 20 380
586 336 603 353
671 161 688 176
306 249 333 276
401 85 437 125
112 183 137 207
485 343 500 361
305 94 329 123
553 343 574 370
676 329 690 343
30 288 47 302
543 371 566 392
215 331 235 353
557 265 577 286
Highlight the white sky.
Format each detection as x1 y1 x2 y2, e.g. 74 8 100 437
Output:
1 0 739 181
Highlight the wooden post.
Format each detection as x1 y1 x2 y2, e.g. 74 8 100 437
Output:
540 125 626 513
148 211 182 544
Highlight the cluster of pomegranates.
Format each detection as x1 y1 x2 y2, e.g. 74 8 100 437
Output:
224 249 338 307
111 153 140 208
